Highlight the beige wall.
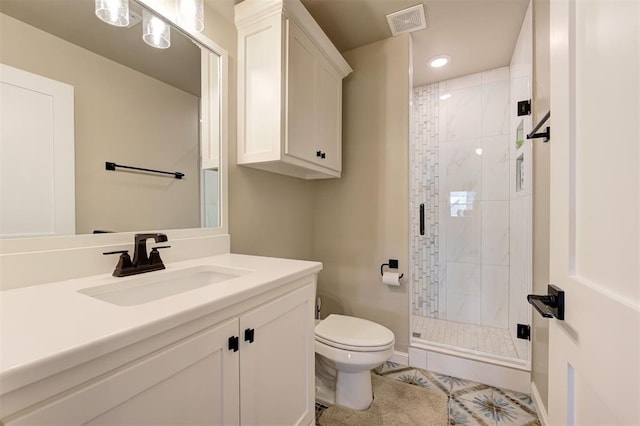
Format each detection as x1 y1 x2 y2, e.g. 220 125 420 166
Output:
313 35 411 352
532 0 551 411
0 13 200 235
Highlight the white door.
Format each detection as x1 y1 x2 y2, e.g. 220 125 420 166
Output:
0 64 75 237
548 0 639 424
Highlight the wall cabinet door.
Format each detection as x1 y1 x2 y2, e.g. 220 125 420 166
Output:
285 20 341 173
239 284 315 426
317 58 343 172
285 19 320 166
7 319 240 426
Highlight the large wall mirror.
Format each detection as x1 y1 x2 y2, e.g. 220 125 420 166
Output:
0 0 223 238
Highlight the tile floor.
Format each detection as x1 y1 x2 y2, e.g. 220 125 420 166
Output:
316 361 541 426
411 315 521 360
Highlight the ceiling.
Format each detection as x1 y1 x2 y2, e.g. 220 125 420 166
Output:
301 0 530 87
1 0 530 93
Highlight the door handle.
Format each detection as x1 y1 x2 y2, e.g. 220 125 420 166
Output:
527 284 564 320
419 203 425 236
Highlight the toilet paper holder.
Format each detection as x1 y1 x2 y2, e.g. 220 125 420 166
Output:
380 259 404 279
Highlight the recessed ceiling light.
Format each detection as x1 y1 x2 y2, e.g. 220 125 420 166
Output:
440 93 451 100
429 55 450 68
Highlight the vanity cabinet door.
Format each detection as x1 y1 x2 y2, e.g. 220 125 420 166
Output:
239 283 315 426
6 319 240 426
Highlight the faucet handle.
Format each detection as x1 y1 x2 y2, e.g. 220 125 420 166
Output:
103 250 134 277
149 246 171 266
103 250 128 255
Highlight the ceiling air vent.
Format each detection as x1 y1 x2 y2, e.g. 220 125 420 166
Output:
386 4 427 36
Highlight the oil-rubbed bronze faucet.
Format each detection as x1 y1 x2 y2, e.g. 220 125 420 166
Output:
103 233 170 277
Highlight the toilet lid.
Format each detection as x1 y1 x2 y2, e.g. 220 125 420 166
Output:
315 314 395 350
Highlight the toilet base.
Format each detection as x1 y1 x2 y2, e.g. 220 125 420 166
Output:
315 381 335 407
315 371 374 411
315 352 337 406
335 370 373 410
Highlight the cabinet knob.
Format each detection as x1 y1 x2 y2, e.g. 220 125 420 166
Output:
316 150 322 157
244 328 255 343
321 152 326 159
228 336 239 352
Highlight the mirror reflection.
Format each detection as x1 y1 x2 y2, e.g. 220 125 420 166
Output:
0 0 220 238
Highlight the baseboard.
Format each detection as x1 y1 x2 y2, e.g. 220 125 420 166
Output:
389 350 408 366
530 381 549 426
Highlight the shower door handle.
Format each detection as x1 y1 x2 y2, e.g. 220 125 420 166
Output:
419 204 425 235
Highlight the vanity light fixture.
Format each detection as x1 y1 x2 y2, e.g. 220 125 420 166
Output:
142 10 171 49
95 0 130 27
177 0 204 33
429 55 450 68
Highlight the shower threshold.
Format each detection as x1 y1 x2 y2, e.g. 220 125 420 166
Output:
411 315 526 362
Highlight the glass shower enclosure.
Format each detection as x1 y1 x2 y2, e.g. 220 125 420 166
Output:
409 63 533 367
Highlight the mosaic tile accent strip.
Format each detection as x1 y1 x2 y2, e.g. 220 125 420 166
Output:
411 315 519 359
316 361 541 426
410 84 441 317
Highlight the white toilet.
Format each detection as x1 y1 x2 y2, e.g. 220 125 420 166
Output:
315 314 395 410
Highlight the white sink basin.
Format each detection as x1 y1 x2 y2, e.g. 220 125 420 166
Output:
78 265 251 306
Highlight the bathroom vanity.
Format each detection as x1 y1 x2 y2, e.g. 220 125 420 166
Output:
0 254 321 425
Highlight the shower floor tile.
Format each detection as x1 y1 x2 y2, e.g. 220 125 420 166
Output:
411 315 521 359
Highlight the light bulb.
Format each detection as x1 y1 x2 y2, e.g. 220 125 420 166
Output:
95 0 129 27
177 0 204 33
143 10 171 49
429 55 450 68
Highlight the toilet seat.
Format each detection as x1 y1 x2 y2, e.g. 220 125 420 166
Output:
315 314 395 352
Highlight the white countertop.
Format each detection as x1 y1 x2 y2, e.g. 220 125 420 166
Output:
0 253 321 394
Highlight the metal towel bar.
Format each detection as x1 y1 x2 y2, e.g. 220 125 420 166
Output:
105 161 184 179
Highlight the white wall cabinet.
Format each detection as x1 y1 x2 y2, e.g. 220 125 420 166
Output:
235 0 352 179
4 283 316 426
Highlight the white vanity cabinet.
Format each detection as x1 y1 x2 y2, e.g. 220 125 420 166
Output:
235 0 352 179
3 281 316 426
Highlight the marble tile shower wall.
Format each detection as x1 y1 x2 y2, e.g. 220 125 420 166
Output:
410 85 441 318
411 67 511 329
